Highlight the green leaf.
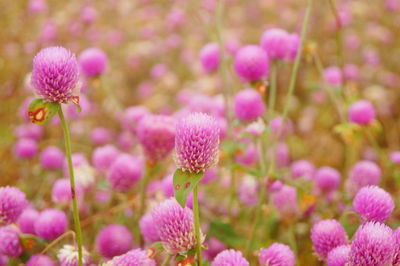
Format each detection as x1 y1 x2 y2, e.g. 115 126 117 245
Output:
28 98 60 124
173 169 204 207
208 220 246 248
150 241 165 253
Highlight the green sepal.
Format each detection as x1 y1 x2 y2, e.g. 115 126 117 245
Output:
28 98 60 125
150 241 165 253
173 169 204 207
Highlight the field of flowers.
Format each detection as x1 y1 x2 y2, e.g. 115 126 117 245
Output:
1 0 400 265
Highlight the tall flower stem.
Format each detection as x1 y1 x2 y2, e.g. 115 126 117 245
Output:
58 109 83 266
327 0 344 68
268 62 278 119
193 185 202 266
281 0 313 122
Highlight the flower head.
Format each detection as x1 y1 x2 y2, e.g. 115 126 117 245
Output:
311 219 348 259
78 47 107 77
14 138 38 159
26 254 56 266
324 66 342 87
211 249 249 266
31 46 79 103
348 100 376 125
139 212 160 243
107 154 143 192
234 45 269 82
105 249 156 266
326 245 350 266
258 243 296 266
151 198 200 254
260 28 291 60
57 244 91 266
175 112 220 173
353 186 394 223
200 43 220 73
271 185 298 217
234 88 266 122
0 186 27 225
40 146 64 170
51 178 84 205
348 222 395 265
95 224 133 258
35 208 68 240
348 160 381 193
17 208 39 234
136 115 176 162
291 160 315 180
315 167 341 193
0 225 23 257
121 106 150 134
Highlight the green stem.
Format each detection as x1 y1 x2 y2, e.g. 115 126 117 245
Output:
268 62 278 118
138 165 155 246
327 0 344 68
58 109 83 266
161 254 172 266
281 0 313 121
227 168 236 217
193 185 202 266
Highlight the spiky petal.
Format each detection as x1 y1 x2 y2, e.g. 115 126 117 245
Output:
211 249 249 266
258 243 296 266
0 186 27 225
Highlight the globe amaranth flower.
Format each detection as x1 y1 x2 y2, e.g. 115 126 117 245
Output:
353 186 394 223
314 167 341 193
107 153 143 192
203 237 226 261
35 208 68 240
0 225 23 257
57 244 91 266
258 242 296 266
78 47 107 77
260 28 291 60
175 112 220 173
348 222 395 266
348 100 376 125
139 212 161 243
51 178 84 205
326 245 350 266
0 186 27 225
14 138 38 159
234 88 266 122
104 249 156 266
40 146 64 170
200 42 220 73
26 254 56 266
393 227 400 265
136 115 176 162
348 160 381 193
95 224 133 258
211 249 249 266
311 219 348 259
271 185 298 217
390 151 400 164
323 66 342 87
238 175 258 206
92 144 119 172
17 208 39 234
151 198 201 254
31 46 79 103
234 45 269 82
120 106 150 134
291 160 315 180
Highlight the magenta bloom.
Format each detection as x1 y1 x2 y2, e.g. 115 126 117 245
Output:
136 115 176 162
353 186 394 223
343 64 359 81
234 45 269 82
78 47 107 77
269 117 293 138
390 151 400 164
260 28 291 60
234 88 266 122
326 245 350 266
95 224 133 258
139 212 160 243
291 160 315 180
324 66 342 87
203 237 226 261
31 46 79 103
393 227 400 265
348 100 376 125
107 249 156 266
349 160 381 192
26 254 56 266
107 154 143 192
211 249 249 266
238 175 258 206
175 112 220 173
258 243 296 266
0 186 27 225
57 245 91 266
151 198 199 254
348 222 395 265
315 167 341 193
35 209 68 240
121 106 150 134
92 144 119 172
311 219 348 259
90 127 112 146
287 33 300 61
200 43 220 73
271 185 298 217
51 178 84 205
0 225 23 257
40 146 64 170
14 138 38 159
17 208 39 234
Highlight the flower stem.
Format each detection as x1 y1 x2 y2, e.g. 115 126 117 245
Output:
327 0 344 67
58 109 83 266
281 0 313 121
193 185 202 266
268 62 278 118
161 254 172 266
